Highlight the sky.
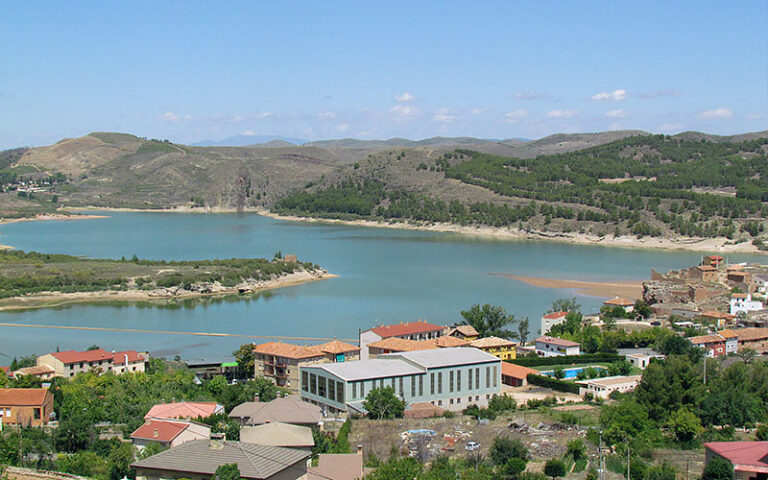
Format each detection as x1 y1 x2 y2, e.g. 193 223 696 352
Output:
1 1 767 148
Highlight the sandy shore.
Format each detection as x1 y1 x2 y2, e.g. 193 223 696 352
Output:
496 273 643 299
0 270 337 312
66 205 765 254
0 213 110 225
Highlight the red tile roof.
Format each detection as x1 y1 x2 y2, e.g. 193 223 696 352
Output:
543 311 568 320
535 336 580 347
450 325 479 337
145 402 223 420
697 265 717 271
0 388 51 406
732 293 748 299
501 362 538 380
310 340 360 355
706 442 768 472
688 334 725 345
705 255 724 261
131 419 189 442
718 329 739 339
470 336 516 348
50 349 144 365
701 310 735 319
368 320 443 338
253 342 326 360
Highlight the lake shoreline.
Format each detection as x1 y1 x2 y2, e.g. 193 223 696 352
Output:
495 273 644 299
62 205 765 255
0 270 337 312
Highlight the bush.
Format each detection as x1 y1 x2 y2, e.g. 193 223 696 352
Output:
526 374 580 394
508 353 623 367
490 436 529 465
544 459 566 480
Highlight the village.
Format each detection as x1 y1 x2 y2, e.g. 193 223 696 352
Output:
1 254 768 480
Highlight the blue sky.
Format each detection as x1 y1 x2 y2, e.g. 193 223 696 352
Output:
1 1 766 148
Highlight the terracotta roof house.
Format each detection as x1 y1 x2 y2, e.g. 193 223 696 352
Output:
0 388 54 427
360 320 444 359
10 365 56 381
131 419 211 449
253 341 360 392
307 450 371 480
701 310 736 328
603 297 635 311
688 334 728 357
541 311 569 335
501 362 538 387
470 336 517 360
37 348 148 378
145 402 224 420
239 422 314 449
229 395 322 427
534 336 581 357
132 438 310 480
367 335 469 356
448 325 480 340
705 441 768 480
404 402 446 419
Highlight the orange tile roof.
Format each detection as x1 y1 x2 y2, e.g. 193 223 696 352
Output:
0 388 50 406
311 340 360 355
11 365 55 377
701 310 735 319
145 402 223 420
470 336 516 348
688 334 725 345
450 325 479 337
433 336 469 348
50 349 144 365
603 297 634 306
253 342 325 359
543 311 568 320
697 265 717 271
367 337 430 352
718 329 739 339
368 320 443 338
705 255 724 261
732 328 768 342
732 293 748 299
501 362 538 380
131 419 189 442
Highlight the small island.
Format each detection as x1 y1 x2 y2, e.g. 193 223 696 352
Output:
0 250 333 310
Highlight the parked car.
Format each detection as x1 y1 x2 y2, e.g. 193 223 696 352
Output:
465 441 480 451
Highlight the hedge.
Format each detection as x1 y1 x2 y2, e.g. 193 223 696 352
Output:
526 374 581 394
509 353 623 367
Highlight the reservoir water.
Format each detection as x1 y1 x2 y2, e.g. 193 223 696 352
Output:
0 211 762 360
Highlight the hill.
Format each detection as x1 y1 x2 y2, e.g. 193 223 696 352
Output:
190 134 307 147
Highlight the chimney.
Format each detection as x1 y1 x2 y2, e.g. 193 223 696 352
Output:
153 429 159 438
210 432 226 450
357 444 363 456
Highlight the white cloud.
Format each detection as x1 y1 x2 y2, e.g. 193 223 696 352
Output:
257 112 272 119
242 130 256 135
337 123 349 132
637 89 681 99
391 104 420 117
546 109 579 118
697 108 732 120
161 111 180 122
658 123 684 132
433 108 457 124
591 89 627 101
605 109 629 119
504 109 529 122
317 112 336 120
514 91 554 101
471 107 489 115
395 92 415 103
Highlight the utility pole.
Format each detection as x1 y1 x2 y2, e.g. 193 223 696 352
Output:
627 444 631 480
704 356 707 385
598 430 604 480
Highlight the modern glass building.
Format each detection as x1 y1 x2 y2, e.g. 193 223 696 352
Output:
299 347 502 414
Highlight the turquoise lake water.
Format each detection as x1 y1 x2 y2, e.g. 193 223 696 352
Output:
0 212 763 361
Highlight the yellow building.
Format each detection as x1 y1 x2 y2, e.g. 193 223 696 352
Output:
470 336 516 360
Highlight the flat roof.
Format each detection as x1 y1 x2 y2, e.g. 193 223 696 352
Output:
307 359 424 381
577 375 641 387
383 347 500 369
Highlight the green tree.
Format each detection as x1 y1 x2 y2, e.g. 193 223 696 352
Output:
633 300 652 319
550 298 581 314
667 407 702 443
645 462 677 480
233 344 255 378
108 442 135 480
600 400 652 446
212 463 241 480
702 457 733 480
501 458 528 479
461 304 519 339
544 459 566 480
58 451 110 478
490 437 528 466
566 439 586 460
757 425 768 441
518 317 530 344
363 386 405 420
368 457 422 480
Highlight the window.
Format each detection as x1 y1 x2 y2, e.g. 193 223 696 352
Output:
457 370 461 392
302 371 309 391
430 373 435 395
457 397 461 404
411 376 416 397
399 377 403 396
34 408 41 420
419 375 423 396
438 400 442 406
475 368 480 389
391 378 395 389
437 372 443 394
318 376 327 398
450 399 454 405
352 382 357 399
336 381 345 403
360 380 365 398
328 378 335 401
449 371 454 393
486 367 490 388
468 369 473 390
310 373 317 395
493 366 498 388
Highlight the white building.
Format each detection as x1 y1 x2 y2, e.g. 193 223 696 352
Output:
729 293 763 316
534 336 580 357
625 354 652 369
577 375 642 399
540 311 568 335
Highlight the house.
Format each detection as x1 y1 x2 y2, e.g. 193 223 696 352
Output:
145 402 224 420
728 271 751 290
705 441 768 480
366 336 468 357
132 437 310 480
228 395 322 427
0 388 54 427
625 354 652 369
404 402 446 419
718 329 739 354
36 349 148 378
447 325 479 341
688 334 727 357
131 419 211 449
541 311 568 335
577 375 642 399
9 365 56 381
300 347 502 414
603 297 635 312
469 336 517 360
239 422 314 450
730 293 763 316
253 340 360 392
700 310 736 328
359 320 444 360
501 362 538 387
692 265 719 283
308 449 371 480
534 336 581 357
